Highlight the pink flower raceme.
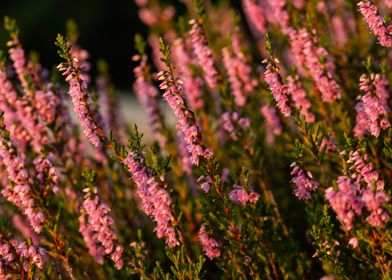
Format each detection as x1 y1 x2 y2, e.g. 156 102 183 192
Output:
241 0 266 37
172 38 204 110
229 185 260 206
123 152 179 247
361 188 389 227
289 29 341 102
290 163 319 200
157 70 212 166
354 74 390 138
57 58 101 148
0 235 46 278
8 45 31 95
198 225 220 260
220 112 250 141
260 105 282 145
81 188 124 269
79 214 105 265
358 1 392 47
132 54 166 150
263 59 291 117
347 150 385 190
189 19 219 89
287 75 315 122
266 0 290 35
0 136 45 233
386 0 392 8
325 176 363 231
222 46 257 107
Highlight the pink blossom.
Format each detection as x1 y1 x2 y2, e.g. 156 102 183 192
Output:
78 214 105 265
172 38 204 110
354 74 390 138
0 136 45 233
57 59 101 147
291 0 305 9
290 163 319 200
189 20 218 89
325 176 363 231
290 29 341 102
81 188 124 269
260 105 282 145
229 185 249 206
222 46 256 107
287 75 315 122
241 0 266 37
197 176 211 193
347 150 385 190
358 1 392 47
348 237 359 248
148 35 166 70
132 54 166 150
123 152 179 247
221 112 250 140
361 188 389 227
157 70 212 166
331 16 348 46
263 59 291 117
199 225 220 260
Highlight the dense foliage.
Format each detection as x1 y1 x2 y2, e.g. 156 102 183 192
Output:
1 0 392 279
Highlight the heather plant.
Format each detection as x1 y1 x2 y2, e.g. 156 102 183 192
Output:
0 0 392 279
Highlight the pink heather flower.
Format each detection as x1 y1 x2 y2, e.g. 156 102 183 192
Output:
0 137 45 233
266 0 290 35
189 19 218 89
229 185 249 206
148 35 166 70
221 112 250 140
34 156 61 194
81 188 124 269
123 152 179 247
197 176 211 193
331 16 348 46
198 225 220 260
291 0 305 9
16 242 46 270
12 215 40 245
157 70 212 166
263 59 291 117
35 90 59 124
139 8 159 27
96 72 122 137
386 0 392 8
325 176 363 231
354 74 390 138
177 130 193 175
347 150 385 191
79 214 105 265
291 29 341 102
287 75 315 122
348 237 359 248
361 188 389 227
358 1 392 47
260 105 282 145
132 54 166 150
172 38 204 110
57 60 101 148
290 163 319 200
8 46 31 95
241 0 266 37
222 46 257 107
69 47 91 84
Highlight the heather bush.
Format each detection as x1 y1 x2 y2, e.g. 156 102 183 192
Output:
1 0 392 279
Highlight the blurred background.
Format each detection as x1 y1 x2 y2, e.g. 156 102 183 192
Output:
0 0 148 89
